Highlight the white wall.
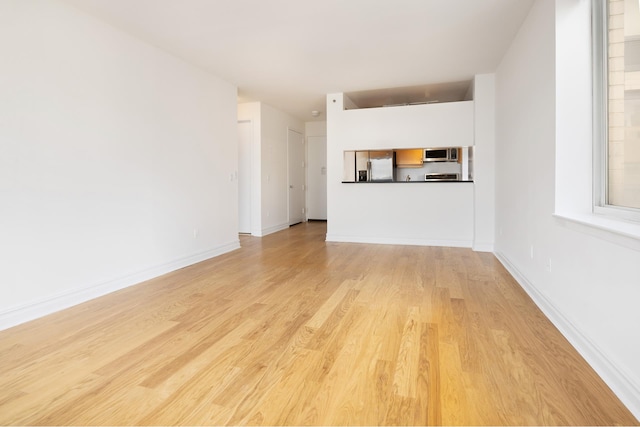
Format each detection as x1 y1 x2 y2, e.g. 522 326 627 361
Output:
305 121 327 138
494 0 640 417
261 104 304 234
326 95 475 246
330 100 474 148
237 102 304 236
0 0 239 329
473 74 496 252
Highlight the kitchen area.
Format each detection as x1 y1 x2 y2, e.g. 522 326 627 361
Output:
342 146 473 183
325 77 495 251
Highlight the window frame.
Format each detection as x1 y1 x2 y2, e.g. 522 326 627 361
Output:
592 0 640 222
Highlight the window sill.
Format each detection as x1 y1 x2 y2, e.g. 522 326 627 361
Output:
553 212 640 251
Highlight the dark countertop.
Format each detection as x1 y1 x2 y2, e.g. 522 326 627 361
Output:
341 180 473 183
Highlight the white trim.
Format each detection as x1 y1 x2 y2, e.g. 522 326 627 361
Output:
472 241 495 252
595 205 640 223
326 234 472 248
259 222 290 237
592 0 609 211
495 251 640 420
0 240 240 331
592 0 640 222
554 212 640 251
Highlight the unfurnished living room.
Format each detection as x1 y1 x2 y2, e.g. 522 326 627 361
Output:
1 0 640 425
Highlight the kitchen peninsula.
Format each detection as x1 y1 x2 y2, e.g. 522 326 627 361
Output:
326 75 494 252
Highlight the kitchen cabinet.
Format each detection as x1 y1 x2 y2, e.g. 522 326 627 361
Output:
395 149 423 167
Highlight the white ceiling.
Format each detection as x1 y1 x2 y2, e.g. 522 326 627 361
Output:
62 0 535 121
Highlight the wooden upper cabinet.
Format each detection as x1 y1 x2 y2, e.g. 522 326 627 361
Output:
395 149 423 167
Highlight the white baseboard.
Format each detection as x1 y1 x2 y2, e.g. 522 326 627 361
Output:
472 241 495 252
259 223 290 237
0 240 240 332
325 234 472 248
495 251 640 420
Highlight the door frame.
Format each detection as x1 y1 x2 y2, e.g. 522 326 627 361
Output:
237 120 253 234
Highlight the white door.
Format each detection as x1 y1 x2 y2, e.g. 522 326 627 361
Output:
288 129 305 225
238 121 252 234
307 136 327 220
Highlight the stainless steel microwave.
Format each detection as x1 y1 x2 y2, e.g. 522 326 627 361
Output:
423 147 458 162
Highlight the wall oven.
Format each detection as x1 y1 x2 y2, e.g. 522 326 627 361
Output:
424 173 460 181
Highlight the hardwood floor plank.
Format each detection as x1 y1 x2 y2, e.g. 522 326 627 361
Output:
137 364 243 425
7 373 105 426
384 393 416 426
0 319 179 393
139 303 266 389
372 359 395 425
305 289 360 351
0 222 636 426
391 306 421 399
305 279 357 329
438 340 472 425
319 308 393 426
449 297 480 374
415 322 441 426
296 305 370 424
240 348 324 425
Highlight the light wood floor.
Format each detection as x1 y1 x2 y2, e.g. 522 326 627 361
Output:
0 222 637 426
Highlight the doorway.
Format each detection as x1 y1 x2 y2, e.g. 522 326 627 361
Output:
307 136 327 220
288 129 305 225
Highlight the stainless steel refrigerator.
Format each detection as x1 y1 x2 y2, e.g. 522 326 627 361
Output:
342 150 395 182
368 150 394 182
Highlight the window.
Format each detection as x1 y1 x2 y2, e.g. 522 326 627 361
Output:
593 0 640 220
